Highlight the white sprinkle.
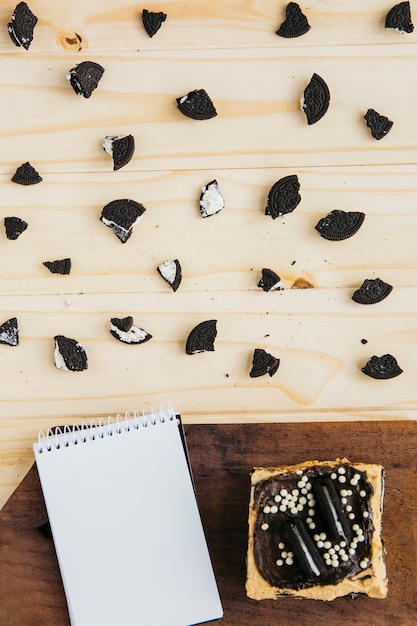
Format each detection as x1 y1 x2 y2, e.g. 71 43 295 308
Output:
313 534 320 542
334 544 340 552
301 488 308 495
278 542 285 549
309 498 316 507
354 474 361 482
279 505 287 512
328 548 335 555
308 508 315 516
338 475 347 483
341 498 348 505
346 505 352 512
261 523 269 530
341 554 349 562
340 541 346 547
340 489 348 497
323 552 329 560
338 467 346 474
352 524 359 531
296 469 303 475
339 548 346 555
292 489 300 497
320 533 327 541
360 490 367 498
305 482 312 491
297 480 305 488
330 473 337 480
296 503 304 512
357 535 365 542
306 517 312 524
281 551 288 558
348 513 355 520
360 560 368 569
349 548 356 555
276 559 283 567
285 557 294 566
317 540 324 549
287 552 294 558
274 494 281 503
308 522 316 530
299 496 307 505
280 489 288 496
270 505 278 514
290 507 298 515
363 511 369 518
347 490 353 496
263 505 271 514
331 559 339 567
323 541 331 550
307 493 314 501
356 528 364 536
281 499 289 507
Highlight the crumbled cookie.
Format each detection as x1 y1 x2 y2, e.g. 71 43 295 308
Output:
315 210 365 241
142 9 167 37
199 180 224 217
54 335 88 371
352 278 393 305
185 320 217 354
100 199 146 243
364 109 393 140
67 61 105 98
265 175 301 219
43 258 72 275
362 354 403 379
11 161 42 185
250 348 280 377
110 316 152 344
258 268 282 292
4 216 28 240
0 317 19 347
276 2 310 38
301 73 330 125
385 1 414 33
157 259 182 291
102 134 135 170
176 89 217 120
7 2 37 50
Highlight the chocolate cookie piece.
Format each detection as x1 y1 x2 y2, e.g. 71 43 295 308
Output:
8 2 37 50
361 354 403 379
258 268 282 292
157 259 182 291
185 319 217 354
276 2 310 38
11 161 42 185
0 317 19 346
67 61 105 98
364 109 393 140
110 316 152 344
54 335 88 371
352 278 393 305
4 216 28 240
265 175 301 219
301 73 330 125
250 348 280 377
142 9 167 37
100 199 146 243
315 210 365 241
199 180 224 217
385 1 414 33
43 258 72 275
176 89 217 120
102 135 135 170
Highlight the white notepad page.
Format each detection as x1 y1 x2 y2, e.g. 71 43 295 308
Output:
33 407 223 626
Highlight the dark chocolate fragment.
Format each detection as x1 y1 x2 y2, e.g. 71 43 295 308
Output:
0 317 19 347
43 258 72 275
38 521 53 539
11 161 42 185
364 109 393 140
352 278 393 305
157 259 182 291
362 354 403 379
111 316 134 333
185 319 217 354
199 180 225 217
258 268 282 292
176 89 217 120
142 9 167 37
67 61 105 98
102 135 135 170
315 210 365 241
301 73 330 125
54 335 88 372
7 2 37 50
385 1 414 33
276 2 310 38
110 316 152 344
4 216 28 240
250 348 280 378
100 199 146 243
265 174 301 219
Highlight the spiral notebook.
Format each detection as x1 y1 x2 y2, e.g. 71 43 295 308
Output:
33 406 223 626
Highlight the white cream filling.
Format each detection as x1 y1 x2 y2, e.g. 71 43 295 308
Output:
54 343 69 371
158 260 177 284
200 182 224 217
102 135 128 156
110 323 149 344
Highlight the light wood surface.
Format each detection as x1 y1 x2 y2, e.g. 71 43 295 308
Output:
1 0 417 509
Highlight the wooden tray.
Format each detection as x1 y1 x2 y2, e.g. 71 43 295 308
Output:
1 421 416 625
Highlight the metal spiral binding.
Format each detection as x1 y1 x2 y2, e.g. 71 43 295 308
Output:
36 403 175 453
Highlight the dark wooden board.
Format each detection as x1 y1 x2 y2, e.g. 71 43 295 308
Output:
1 421 416 625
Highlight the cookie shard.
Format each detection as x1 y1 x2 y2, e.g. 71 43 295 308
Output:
4 216 28 240
315 210 365 241
385 1 414 33
364 109 393 140
66 61 105 98
265 174 301 219
362 354 403 379
11 161 42 185
100 199 146 243
43 258 72 275
199 179 225 217
352 278 393 305
110 317 152 344
142 9 167 37
246 459 387 601
301 73 330 125
102 134 135 170
276 2 310 38
258 268 282 292
54 335 88 372
176 89 217 120
250 348 280 378
8 2 38 50
157 259 182 292
0 317 19 347
185 319 217 354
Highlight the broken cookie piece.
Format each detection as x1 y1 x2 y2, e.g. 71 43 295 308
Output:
258 268 282 292
199 180 224 217
54 335 88 371
4 216 28 240
185 319 217 354
361 354 403 379
11 161 42 185
67 61 105 98
250 348 280 378
100 198 146 243
301 73 330 125
110 316 152 344
157 259 182 291
102 134 135 170
43 258 71 275
385 1 414 33
0 317 19 347
276 2 310 38
265 175 301 219
8 2 37 50
352 278 393 305
142 9 167 37
364 109 393 140
176 89 217 120
315 210 365 241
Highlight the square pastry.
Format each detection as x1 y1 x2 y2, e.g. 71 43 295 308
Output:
246 459 387 601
